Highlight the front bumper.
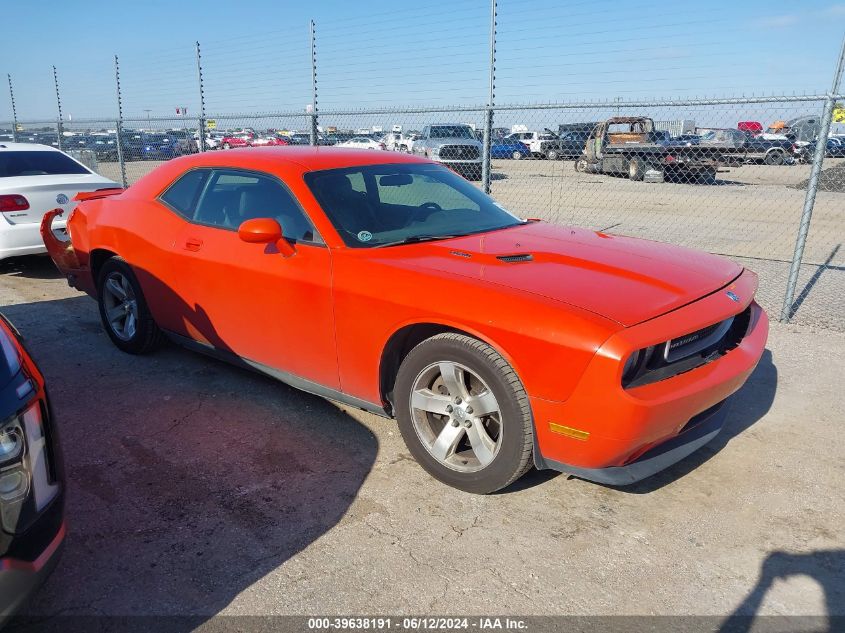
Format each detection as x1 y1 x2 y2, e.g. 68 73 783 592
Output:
531 269 769 484
0 522 66 619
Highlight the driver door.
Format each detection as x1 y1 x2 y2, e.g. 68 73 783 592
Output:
171 168 339 390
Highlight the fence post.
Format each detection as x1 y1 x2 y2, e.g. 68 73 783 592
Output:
780 34 845 322
196 41 207 153
52 65 64 151
114 55 128 189
481 0 497 194
309 19 319 146
7 74 19 143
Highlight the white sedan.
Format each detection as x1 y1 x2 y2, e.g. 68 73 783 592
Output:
335 137 387 150
0 143 118 261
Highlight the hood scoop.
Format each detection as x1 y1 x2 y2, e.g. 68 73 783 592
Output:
497 253 533 263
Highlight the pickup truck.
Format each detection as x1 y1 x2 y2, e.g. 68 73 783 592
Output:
575 117 720 182
413 124 483 180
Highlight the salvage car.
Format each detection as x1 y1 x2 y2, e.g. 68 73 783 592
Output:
0 313 65 621
41 147 768 494
0 142 118 260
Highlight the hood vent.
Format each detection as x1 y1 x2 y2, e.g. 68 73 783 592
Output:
497 253 533 263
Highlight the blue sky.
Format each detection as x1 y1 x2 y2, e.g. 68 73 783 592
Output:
1 0 844 125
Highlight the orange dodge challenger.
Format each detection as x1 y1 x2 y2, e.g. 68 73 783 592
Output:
41 148 768 493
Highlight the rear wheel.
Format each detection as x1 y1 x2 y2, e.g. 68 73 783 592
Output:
394 333 534 494
97 257 164 354
511 150 523 160
545 149 560 160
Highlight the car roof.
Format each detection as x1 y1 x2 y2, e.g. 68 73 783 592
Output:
170 146 430 171
0 142 63 152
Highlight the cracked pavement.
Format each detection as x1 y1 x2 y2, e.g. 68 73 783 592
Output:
0 255 843 621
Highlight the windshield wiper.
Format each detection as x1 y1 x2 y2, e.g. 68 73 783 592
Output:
372 234 465 248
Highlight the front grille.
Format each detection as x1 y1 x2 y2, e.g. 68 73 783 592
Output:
439 144 480 160
624 306 752 389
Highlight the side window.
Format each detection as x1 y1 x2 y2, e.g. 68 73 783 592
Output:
193 169 320 243
159 169 209 217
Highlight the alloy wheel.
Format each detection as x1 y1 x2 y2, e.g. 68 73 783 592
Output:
409 361 503 472
102 272 138 341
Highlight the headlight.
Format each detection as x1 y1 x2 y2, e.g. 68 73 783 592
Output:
621 349 644 384
0 423 23 465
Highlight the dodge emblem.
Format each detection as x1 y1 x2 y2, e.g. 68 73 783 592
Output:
726 290 740 302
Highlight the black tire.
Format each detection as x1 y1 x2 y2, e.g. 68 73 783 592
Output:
628 157 645 180
764 150 785 165
97 257 164 354
574 157 588 172
393 333 534 494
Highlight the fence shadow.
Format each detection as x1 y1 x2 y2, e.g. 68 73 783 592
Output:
3 293 377 629
786 243 843 320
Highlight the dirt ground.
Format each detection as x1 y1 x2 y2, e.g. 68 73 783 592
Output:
0 256 842 627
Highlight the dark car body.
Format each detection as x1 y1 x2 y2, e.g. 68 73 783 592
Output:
139 134 183 161
490 139 530 159
0 314 65 621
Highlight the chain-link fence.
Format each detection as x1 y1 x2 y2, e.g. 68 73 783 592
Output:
1 8 843 331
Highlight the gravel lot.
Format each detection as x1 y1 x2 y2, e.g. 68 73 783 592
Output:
0 256 842 627
103 155 845 331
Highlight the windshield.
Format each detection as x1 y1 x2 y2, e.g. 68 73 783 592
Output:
429 125 475 139
305 163 523 248
0 151 90 177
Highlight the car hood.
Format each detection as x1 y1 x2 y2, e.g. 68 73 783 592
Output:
379 222 743 326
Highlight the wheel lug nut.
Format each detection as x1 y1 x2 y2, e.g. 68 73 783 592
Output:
446 405 453 413
466 406 473 414
451 420 460 427
455 397 462 404
464 420 472 428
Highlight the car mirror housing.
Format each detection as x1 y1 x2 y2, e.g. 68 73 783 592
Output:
237 218 295 256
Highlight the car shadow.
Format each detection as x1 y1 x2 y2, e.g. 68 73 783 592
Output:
717 549 845 633
3 295 377 629
0 255 64 280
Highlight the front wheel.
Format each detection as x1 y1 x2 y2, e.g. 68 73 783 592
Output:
511 150 523 160
575 157 588 172
545 149 560 160
764 150 785 165
97 257 164 354
394 333 534 494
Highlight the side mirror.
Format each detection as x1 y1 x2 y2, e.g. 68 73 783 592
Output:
237 218 295 257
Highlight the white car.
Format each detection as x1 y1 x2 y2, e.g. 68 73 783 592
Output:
0 143 118 261
381 132 418 152
335 137 387 150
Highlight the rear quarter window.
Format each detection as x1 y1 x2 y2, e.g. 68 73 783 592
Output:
0 151 90 177
160 169 210 217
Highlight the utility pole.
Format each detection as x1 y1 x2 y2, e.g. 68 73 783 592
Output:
114 55 128 188
196 41 207 152
52 66 63 151
310 19 319 146
7 74 18 142
481 0 497 194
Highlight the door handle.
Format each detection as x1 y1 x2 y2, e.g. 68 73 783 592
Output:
183 237 203 251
